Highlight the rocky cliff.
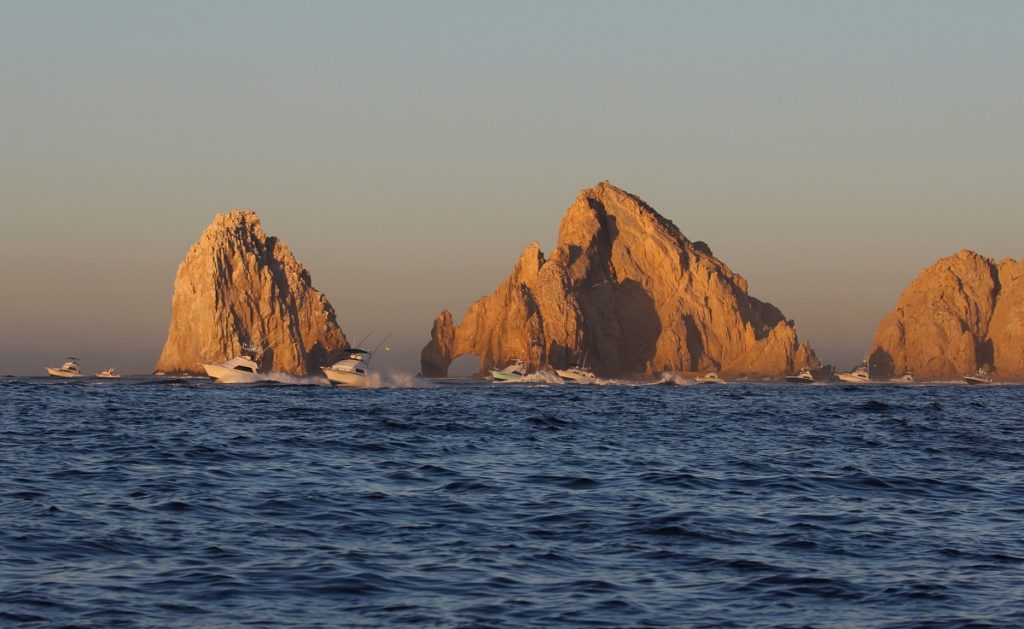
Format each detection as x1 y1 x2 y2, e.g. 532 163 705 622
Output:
421 181 814 378
155 210 348 375
869 250 1024 381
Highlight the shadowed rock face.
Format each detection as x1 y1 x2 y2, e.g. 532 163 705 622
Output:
870 250 1024 381
155 210 347 375
421 182 814 378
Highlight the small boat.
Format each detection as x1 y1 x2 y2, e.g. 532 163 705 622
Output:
46 357 84 378
785 368 815 384
322 333 392 388
837 364 871 384
94 368 120 379
202 345 264 384
322 348 372 387
556 356 597 383
203 355 262 383
491 359 528 381
556 351 597 383
695 372 726 385
963 369 993 386
893 370 914 384
556 365 597 383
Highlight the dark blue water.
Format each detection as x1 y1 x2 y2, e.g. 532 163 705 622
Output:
2 378 1023 627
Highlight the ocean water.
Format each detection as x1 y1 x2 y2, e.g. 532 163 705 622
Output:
2 377 1023 627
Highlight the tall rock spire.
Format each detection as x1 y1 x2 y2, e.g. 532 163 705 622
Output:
155 210 347 375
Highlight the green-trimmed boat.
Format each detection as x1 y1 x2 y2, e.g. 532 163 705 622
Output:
490 359 528 381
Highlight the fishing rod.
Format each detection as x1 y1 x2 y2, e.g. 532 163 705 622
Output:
368 333 393 362
355 330 375 349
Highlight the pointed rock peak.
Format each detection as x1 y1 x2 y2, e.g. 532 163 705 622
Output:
155 211 347 375
955 248 983 259
870 249 1024 381
575 181 656 217
565 181 686 244
211 208 261 229
197 209 270 247
519 242 545 265
422 181 812 378
511 242 546 284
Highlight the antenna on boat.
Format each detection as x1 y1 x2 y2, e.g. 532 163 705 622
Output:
355 330 375 348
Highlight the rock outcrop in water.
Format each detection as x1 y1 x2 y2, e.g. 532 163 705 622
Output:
869 250 1024 381
421 181 815 378
155 210 348 375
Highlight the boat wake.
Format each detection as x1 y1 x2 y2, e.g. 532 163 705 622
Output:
364 372 430 388
650 372 693 386
502 370 565 384
256 372 329 386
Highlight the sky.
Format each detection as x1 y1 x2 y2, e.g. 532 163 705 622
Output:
1 1 1022 376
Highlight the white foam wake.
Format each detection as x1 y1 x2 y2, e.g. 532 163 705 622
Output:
363 371 430 389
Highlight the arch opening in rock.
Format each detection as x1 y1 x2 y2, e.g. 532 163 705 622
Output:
448 354 483 378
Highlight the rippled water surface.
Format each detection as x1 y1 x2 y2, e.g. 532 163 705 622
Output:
2 377 1024 627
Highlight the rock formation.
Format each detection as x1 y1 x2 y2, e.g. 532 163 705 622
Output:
155 210 348 375
869 250 1024 381
421 181 815 378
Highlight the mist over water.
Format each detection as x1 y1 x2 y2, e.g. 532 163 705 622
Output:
3 378 1023 626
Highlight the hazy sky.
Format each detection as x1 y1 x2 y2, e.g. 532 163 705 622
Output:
2 1 1022 375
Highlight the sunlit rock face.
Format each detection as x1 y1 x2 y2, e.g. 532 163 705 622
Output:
870 250 1024 381
421 181 814 378
155 210 347 375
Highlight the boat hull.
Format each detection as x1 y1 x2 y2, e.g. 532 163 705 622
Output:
836 374 870 384
964 376 991 386
784 376 815 384
95 374 120 379
490 370 523 381
555 369 596 383
46 367 83 378
322 368 368 388
202 363 262 384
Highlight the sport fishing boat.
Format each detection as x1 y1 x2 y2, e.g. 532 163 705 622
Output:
321 333 392 388
695 372 726 385
785 368 815 384
491 359 528 382
322 348 372 387
893 370 914 384
556 351 597 383
963 369 993 386
46 357 83 378
94 368 120 379
202 354 262 383
837 363 871 384
556 365 598 383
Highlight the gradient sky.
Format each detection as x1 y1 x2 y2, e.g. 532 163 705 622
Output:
2 1 1022 376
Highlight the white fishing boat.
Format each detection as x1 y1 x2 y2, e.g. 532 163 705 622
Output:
785 368 815 384
321 333 392 388
322 348 372 387
695 372 726 385
490 359 528 382
94 368 120 379
963 369 993 386
837 363 871 384
556 351 597 383
556 365 598 383
46 357 83 378
893 370 914 384
202 354 262 383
